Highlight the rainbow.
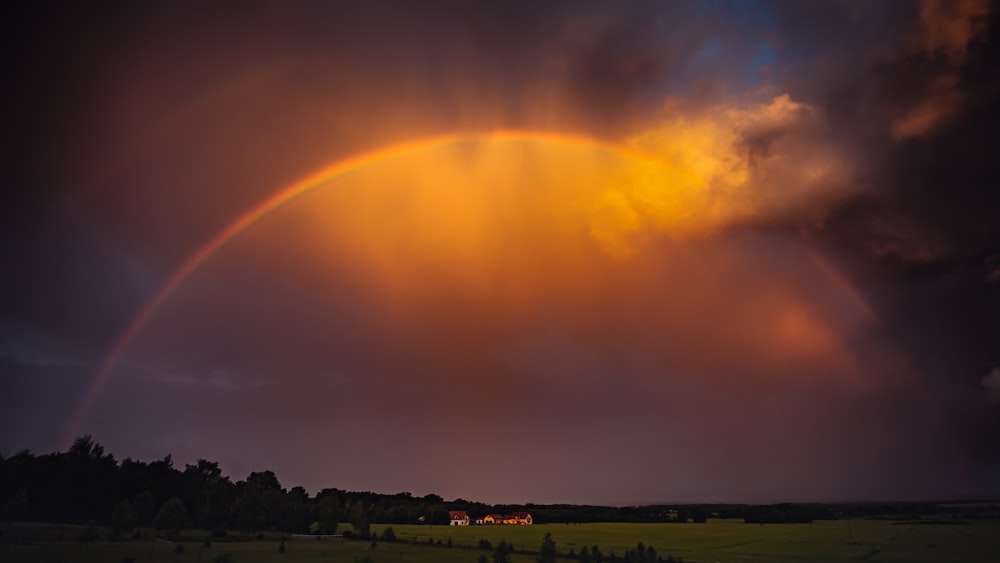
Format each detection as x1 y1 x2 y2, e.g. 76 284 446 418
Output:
63 130 879 447
62 131 655 447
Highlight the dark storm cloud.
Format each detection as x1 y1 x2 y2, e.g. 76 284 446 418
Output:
2 0 999 502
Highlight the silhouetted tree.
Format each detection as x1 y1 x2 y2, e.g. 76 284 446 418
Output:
233 486 265 533
624 542 657 563
155 497 188 536
349 500 370 537
277 488 307 534
133 491 155 527
537 532 557 563
315 493 340 534
110 499 135 537
579 545 592 563
493 540 511 563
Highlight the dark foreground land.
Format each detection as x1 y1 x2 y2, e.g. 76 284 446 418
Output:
3 518 1000 563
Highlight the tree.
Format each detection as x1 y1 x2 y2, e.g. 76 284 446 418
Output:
625 542 657 563
110 499 135 536
68 435 104 460
133 491 155 527
537 532 557 563
493 540 511 563
579 545 592 563
155 497 188 536
246 470 282 493
233 486 265 533
200 482 235 533
349 500 370 537
315 493 340 534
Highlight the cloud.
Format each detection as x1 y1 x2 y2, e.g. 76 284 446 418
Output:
891 0 991 139
587 93 850 257
919 0 991 61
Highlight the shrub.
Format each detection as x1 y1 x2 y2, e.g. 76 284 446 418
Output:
479 539 493 550
213 552 235 563
382 526 397 542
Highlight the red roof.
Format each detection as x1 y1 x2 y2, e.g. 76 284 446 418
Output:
448 511 468 519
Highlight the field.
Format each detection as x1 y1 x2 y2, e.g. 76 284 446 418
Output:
3 519 999 563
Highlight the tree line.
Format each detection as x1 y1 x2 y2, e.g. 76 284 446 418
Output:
3 436 987 536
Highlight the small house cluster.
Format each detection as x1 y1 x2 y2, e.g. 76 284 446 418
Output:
448 510 532 526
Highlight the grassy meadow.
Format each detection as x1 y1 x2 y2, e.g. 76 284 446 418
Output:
3 519 999 563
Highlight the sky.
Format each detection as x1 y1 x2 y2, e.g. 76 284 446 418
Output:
2 0 999 505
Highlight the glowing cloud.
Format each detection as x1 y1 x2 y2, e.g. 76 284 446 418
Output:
592 94 849 256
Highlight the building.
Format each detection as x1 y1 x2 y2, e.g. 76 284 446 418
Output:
449 510 470 526
483 513 502 524
500 512 533 525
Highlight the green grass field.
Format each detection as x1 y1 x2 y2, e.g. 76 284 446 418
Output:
3 519 998 563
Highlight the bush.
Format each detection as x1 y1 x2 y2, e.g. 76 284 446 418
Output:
479 538 493 550
174 542 184 553
213 552 235 563
382 526 397 542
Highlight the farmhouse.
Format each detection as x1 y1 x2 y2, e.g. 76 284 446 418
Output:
449 510 470 526
500 512 533 525
483 513 503 524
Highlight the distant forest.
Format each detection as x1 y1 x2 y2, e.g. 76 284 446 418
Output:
1 436 994 536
